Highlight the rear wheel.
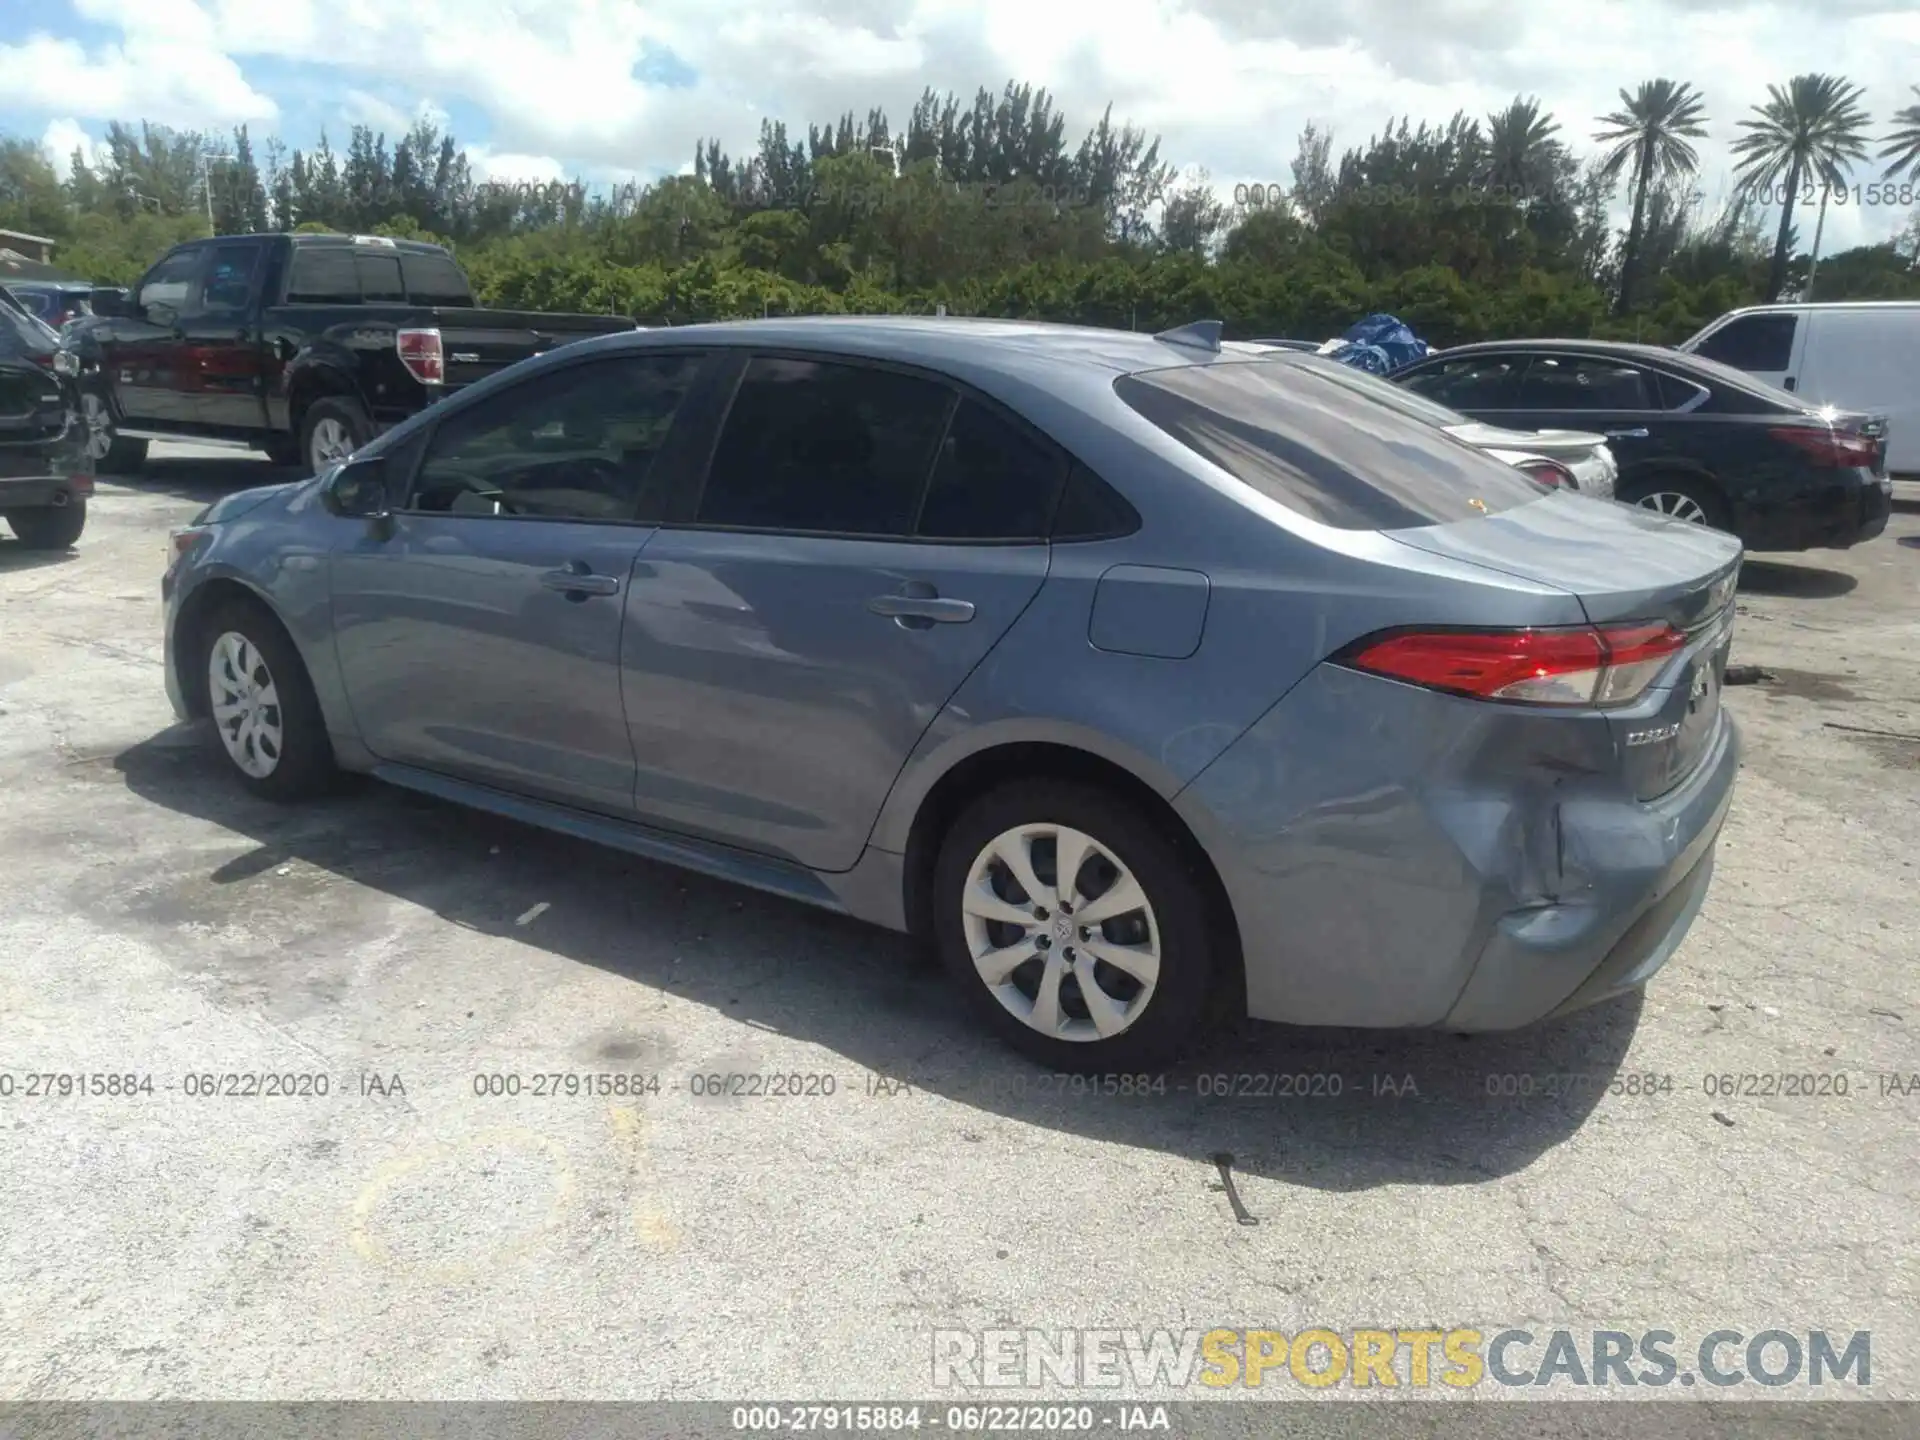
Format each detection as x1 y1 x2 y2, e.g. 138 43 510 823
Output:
5 501 86 550
299 397 371 475
1624 474 1729 530
931 780 1218 1071
82 392 147 474
198 597 337 802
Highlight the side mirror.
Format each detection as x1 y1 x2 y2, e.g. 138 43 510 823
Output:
88 287 133 318
325 456 390 519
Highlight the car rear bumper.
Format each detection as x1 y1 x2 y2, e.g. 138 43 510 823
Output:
1738 473 1892 550
0 474 86 507
1174 664 1739 1031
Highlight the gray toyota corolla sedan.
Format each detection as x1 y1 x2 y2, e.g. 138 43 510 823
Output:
161 316 1742 1070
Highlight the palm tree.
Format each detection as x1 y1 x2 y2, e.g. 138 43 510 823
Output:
1594 80 1710 314
1879 85 1920 182
1486 96 1561 195
1731 73 1871 301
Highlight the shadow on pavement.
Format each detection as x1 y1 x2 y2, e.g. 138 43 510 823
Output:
1737 559 1858 599
111 451 304 506
0 541 78 574
110 727 1644 1198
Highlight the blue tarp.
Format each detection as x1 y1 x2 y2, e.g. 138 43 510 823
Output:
1322 313 1433 375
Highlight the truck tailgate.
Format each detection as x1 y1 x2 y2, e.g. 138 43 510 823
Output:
430 309 635 390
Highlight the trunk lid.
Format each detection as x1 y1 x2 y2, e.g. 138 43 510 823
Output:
1446 421 1607 460
1390 490 1742 799
1826 406 1890 476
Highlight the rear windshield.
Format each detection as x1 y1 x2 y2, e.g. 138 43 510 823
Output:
1287 353 1472 428
1115 358 1547 531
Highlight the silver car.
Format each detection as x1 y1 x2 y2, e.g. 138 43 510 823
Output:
162 317 1741 1069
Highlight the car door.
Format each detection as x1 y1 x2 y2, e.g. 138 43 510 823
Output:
329 348 714 817
1688 310 1804 393
620 352 1056 873
109 244 208 424
174 238 269 432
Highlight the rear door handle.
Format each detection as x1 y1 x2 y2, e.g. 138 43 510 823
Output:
539 563 621 599
1605 427 1649 439
867 592 975 626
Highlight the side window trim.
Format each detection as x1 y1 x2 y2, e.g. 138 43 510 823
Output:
393 348 718 524
666 346 1072 545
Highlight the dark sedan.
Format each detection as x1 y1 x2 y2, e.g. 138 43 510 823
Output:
1392 339 1893 551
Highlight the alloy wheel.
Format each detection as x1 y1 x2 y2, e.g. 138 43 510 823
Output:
1636 490 1708 524
208 631 283 779
961 823 1161 1042
309 417 355 470
81 393 113 462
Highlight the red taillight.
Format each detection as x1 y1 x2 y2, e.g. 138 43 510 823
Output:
1769 425 1878 469
1513 457 1577 489
1342 622 1687 707
68 472 94 497
396 327 444 386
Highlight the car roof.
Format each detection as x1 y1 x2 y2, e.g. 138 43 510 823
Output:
1413 337 1698 367
610 315 1226 377
1715 300 1920 314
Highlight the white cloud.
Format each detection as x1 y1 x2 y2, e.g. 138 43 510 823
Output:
10 0 1920 253
40 119 108 182
465 146 568 185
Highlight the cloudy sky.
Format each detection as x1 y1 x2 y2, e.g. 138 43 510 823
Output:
3 0 1918 252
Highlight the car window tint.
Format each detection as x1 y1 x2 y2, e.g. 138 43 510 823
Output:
355 253 406 303
1515 355 1655 410
284 247 360 304
195 243 261 313
1400 355 1517 408
407 353 703 522
698 356 954 535
1652 371 1709 411
1693 313 1796 371
1050 461 1140 540
0 293 56 356
139 247 203 312
915 398 1065 540
1115 359 1547 531
400 252 474 307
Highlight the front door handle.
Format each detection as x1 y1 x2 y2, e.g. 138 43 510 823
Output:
539 562 621 599
867 588 975 627
1605 427 1650 439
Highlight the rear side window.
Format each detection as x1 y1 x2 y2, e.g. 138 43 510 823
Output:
1693 313 1796 372
1051 462 1140 540
697 356 954 536
915 398 1065 541
400 252 474 307
1515 355 1656 410
355 253 406 302
284 247 360 304
1115 359 1546 531
1400 354 1519 409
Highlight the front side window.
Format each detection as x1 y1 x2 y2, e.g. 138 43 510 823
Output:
139 247 204 314
1400 354 1519 409
193 243 262 314
1515 355 1656 410
696 356 955 536
1116 358 1547 531
1693 313 1796 372
406 353 704 522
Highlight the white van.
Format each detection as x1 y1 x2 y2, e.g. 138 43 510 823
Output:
1680 301 1920 475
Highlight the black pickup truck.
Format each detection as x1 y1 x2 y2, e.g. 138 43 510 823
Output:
68 232 635 475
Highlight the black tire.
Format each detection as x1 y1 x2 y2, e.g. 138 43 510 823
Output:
6 500 86 550
82 393 148 475
298 396 372 476
197 596 338 802
1621 472 1730 531
931 779 1219 1072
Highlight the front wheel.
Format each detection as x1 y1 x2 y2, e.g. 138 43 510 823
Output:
931 780 1219 1071
81 392 148 474
198 598 338 802
6 500 86 550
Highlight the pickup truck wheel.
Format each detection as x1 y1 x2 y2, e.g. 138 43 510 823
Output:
82 393 147 475
198 597 337 802
300 397 371 475
6 500 86 550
